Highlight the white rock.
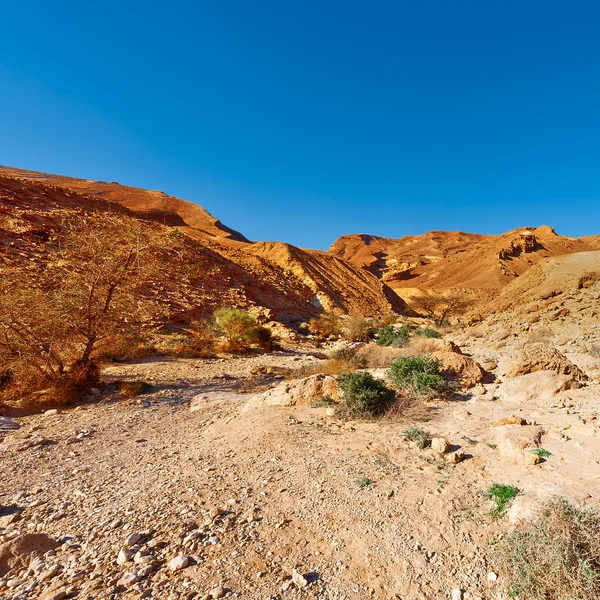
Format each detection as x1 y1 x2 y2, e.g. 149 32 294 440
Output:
168 555 189 571
451 589 463 600
292 569 308 588
123 532 141 547
117 571 139 587
117 549 133 564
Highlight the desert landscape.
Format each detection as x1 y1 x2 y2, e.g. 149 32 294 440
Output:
1 166 599 600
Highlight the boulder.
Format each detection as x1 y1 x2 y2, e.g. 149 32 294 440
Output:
430 351 486 388
506 343 588 381
242 374 340 412
497 371 580 405
0 533 57 577
495 425 543 455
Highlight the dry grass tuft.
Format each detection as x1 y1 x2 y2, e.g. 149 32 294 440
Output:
497 498 600 600
355 344 405 368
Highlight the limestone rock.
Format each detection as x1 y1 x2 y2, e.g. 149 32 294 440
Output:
168 555 189 571
445 450 465 464
496 425 543 455
430 351 486 388
242 374 341 412
292 569 308 588
506 343 589 380
0 533 57 577
431 437 451 454
497 370 580 404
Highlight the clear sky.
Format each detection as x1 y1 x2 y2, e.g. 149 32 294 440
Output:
1 1 600 249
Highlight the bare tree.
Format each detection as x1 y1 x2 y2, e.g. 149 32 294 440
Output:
410 292 472 326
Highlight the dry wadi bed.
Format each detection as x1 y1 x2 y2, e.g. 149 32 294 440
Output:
1 337 600 600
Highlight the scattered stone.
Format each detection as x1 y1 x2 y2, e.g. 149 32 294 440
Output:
451 588 463 600
431 437 451 454
292 569 308 588
168 555 189 571
210 586 226 598
117 571 140 588
445 450 465 464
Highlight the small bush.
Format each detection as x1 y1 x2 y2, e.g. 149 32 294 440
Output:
308 313 341 339
415 327 442 339
342 316 376 342
356 477 373 487
183 320 216 356
497 499 600 600
403 426 431 448
337 371 395 418
376 325 410 347
388 355 451 398
213 307 256 349
293 346 365 379
243 325 275 350
484 484 520 518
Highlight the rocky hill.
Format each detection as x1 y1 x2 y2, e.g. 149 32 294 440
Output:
330 227 600 303
0 168 402 323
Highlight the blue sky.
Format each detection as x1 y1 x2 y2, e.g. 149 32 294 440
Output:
1 1 600 249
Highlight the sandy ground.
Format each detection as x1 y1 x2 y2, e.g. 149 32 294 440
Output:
1 345 600 600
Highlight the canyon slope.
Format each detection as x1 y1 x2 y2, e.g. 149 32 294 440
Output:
0 167 405 323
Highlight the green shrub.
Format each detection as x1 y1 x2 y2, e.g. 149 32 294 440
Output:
484 484 520 518
497 499 600 600
388 355 451 397
415 327 442 339
376 325 410 347
337 371 395 418
403 426 431 448
213 307 256 347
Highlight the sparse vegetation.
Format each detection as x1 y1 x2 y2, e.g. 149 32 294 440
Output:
403 426 431 449
376 324 410 347
212 307 273 351
308 313 341 339
497 499 600 600
342 315 376 342
356 477 373 488
531 447 552 458
388 355 452 398
414 327 442 339
311 394 337 408
484 484 520 518
293 346 365 379
337 371 396 418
